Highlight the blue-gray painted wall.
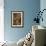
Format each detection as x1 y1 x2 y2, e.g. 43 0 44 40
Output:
4 0 40 42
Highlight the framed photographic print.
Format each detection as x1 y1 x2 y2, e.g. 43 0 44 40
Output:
11 11 24 28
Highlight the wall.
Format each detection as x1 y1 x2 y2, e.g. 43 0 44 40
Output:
4 0 40 42
0 0 4 42
40 0 46 27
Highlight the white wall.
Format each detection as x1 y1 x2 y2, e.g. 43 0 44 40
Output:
40 0 46 9
40 0 46 26
0 0 4 42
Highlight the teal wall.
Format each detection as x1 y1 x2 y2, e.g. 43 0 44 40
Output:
4 0 40 42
